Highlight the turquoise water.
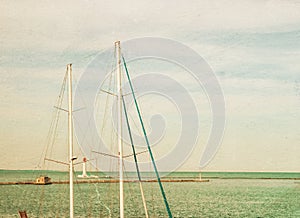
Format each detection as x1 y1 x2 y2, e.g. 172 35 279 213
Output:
1 170 300 182
1 170 300 217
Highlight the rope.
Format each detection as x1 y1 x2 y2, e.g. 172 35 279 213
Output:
101 51 116 135
43 69 68 169
122 56 173 218
37 68 68 216
122 96 149 218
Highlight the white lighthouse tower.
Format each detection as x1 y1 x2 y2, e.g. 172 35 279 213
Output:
77 157 98 178
78 157 88 178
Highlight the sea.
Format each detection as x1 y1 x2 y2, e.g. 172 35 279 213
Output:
0 170 299 217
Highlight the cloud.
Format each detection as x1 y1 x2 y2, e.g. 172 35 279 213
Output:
1 0 300 170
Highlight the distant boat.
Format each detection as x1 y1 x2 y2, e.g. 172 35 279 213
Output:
35 176 52 185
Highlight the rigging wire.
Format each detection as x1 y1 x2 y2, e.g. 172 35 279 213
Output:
122 55 173 218
37 68 68 216
41 70 68 169
122 96 149 217
100 49 116 136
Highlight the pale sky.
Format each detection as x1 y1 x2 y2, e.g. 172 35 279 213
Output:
1 0 300 171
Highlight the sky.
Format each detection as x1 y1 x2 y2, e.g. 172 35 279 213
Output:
1 0 300 171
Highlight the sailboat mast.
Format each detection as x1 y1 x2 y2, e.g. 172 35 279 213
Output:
67 64 74 218
115 41 124 218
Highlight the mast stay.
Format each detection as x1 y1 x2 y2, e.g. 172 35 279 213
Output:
121 55 173 218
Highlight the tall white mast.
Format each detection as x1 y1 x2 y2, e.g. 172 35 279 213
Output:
67 64 74 218
115 41 124 218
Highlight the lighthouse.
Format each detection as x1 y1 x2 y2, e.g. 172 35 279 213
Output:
77 157 98 178
78 157 88 178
